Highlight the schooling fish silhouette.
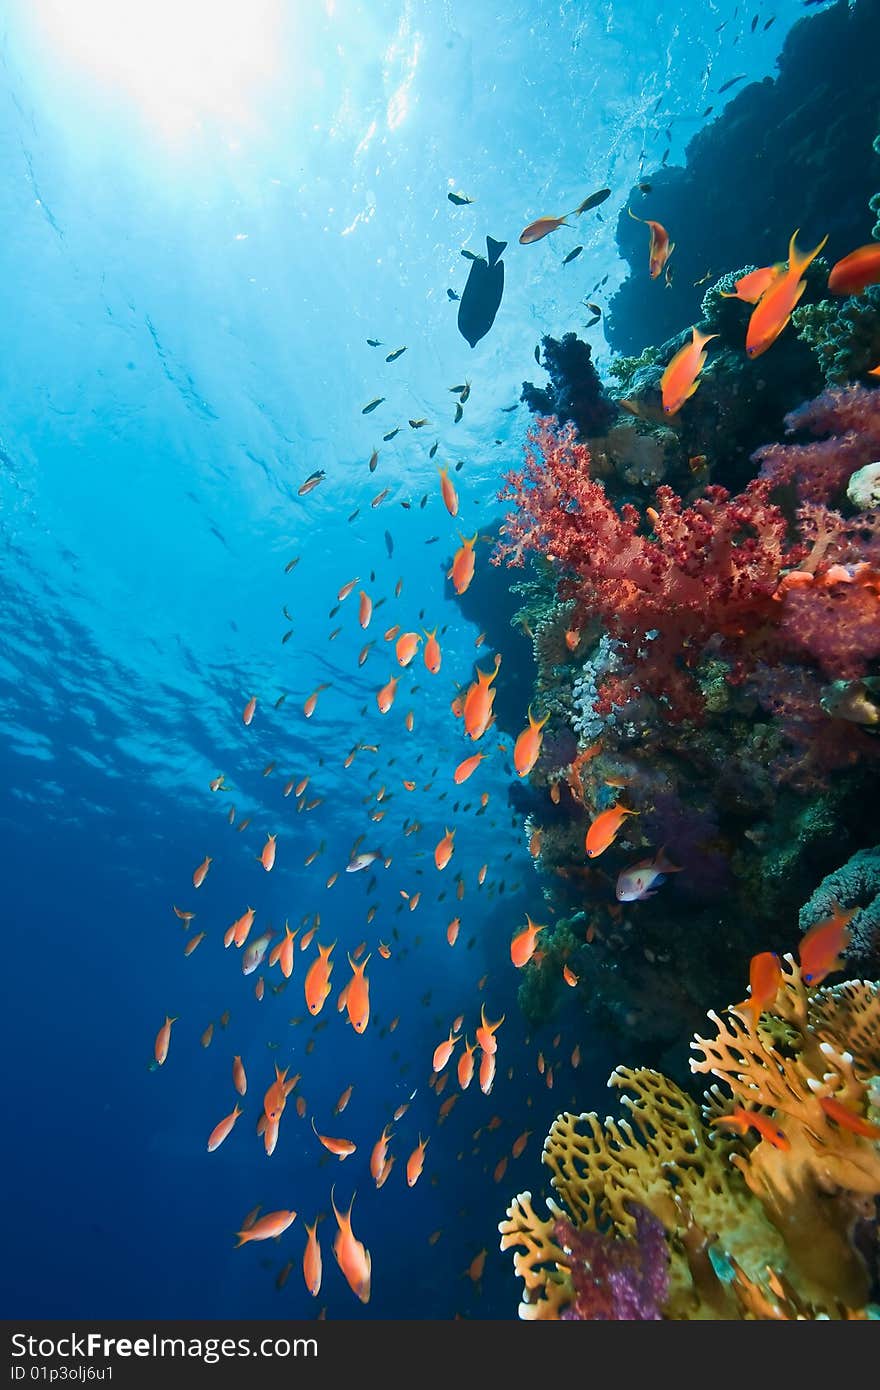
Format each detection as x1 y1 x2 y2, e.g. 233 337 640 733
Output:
457 236 507 348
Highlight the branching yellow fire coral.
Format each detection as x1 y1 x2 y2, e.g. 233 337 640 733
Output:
499 957 880 1319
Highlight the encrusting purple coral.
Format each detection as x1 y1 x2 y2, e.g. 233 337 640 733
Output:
554 1203 670 1320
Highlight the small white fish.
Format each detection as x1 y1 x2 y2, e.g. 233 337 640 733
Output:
346 851 382 874
616 847 682 902
242 930 274 974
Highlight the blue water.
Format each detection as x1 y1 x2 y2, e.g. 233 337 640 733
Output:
1 0 812 1319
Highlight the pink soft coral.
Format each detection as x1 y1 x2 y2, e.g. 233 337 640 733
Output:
755 384 880 504
493 418 799 719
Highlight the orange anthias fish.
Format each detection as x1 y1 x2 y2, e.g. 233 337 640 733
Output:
434 827 456 871
432 1027 461 1073
302 1218 323 1297
268 922 298 979
192 856 212 888
330 1188 371 1304
370 1124 394 1181
376 675 399 714
230 906 256 949
423 628 442 674
463 663 499 741
378 940 391 959
207 1103 242 1152
713 1109 790 1151
476 1004 505 1055
719 263 785 304
519 214 569 244
479 1048 496 1095
358 590 373 629
154 1015 177 1066
733 951 782 1026
513 707 549 777
447 917 460 946
828 243 880 296
745 229 829 358
311 1117 356 1159
438 466 459 517
338 577 359 602
512 1129 532 1159
304 941 336 1015
233 1055 247 1096
395 632 421 667
235 1209 297 1247
468 1249 488 1282
510 915 546 968
585 805 639 858
260 834 277 872
660 326 718 415
303 683 329 718
562 964 578 987
454 751 484 784
627 207 674 278
406 1134 429 1187
264 1063 292 1123
818 1096 880 1139
448 532 478 595
242 695 257 726
798 903 854 986
346 953 371 1034
457 1037 477 1089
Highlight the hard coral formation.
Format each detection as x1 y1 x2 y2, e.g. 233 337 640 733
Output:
606 0 880 354
500 958 880 1318
794 285 880 385
800 848 880 972
521 332 616 438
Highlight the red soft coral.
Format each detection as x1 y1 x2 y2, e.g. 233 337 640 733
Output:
754 384 880 505
493 418 800 719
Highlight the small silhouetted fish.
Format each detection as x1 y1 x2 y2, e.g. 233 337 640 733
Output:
501 403 518 412
285 556 300 573
385 347 407 362
282 604 293 621
585 315 600 328
460 249 484 261
281 629 294 644
425 536 439 544
274 693 287 708
419 494 428 508
534 345 541 363
372 488 390 508
369 449 379 472
661 149 669 165
367 339 383 346
429 441 439 458
454 460 464 472
574 187 610 214
454 403 463 422
348 508 360 522
562 245 583 266
585 301 601 315
703 106 714 117
298 470 325 496
751 14 758 31
383 427 401 441
448 191 474 205
385 530 394 558
409 418 428 428
718 74 746 93
447 288 460 300
458 236 506 348
764 16 775 30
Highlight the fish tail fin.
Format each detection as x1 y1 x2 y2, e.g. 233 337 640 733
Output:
693 328 719 350
654 845 684 874
790 230 828 276
486 236 507 266
234 1231 251 1247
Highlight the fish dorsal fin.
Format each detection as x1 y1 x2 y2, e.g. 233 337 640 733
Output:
486 236 507 266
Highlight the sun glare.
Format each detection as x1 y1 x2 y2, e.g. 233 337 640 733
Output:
29 0 284 138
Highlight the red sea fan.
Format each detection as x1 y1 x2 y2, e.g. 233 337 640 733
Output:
493 418 800 719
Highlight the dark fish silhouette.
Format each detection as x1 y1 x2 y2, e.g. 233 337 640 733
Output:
448 191 474 206
446 288 460 300
562 245 583 266
457 236 506 348
385 347 407 362
574 187 610 214
362 397 385 414
385 530 394 558
383 427 401 441
718 74 747 93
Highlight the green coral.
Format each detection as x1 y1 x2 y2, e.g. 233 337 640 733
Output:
606 344 661 391
793 286 880 383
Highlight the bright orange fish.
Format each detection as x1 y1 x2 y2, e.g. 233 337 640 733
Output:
463 663 499 741
260 834 277 872
719 263 785 304
235 1209 296 1247
378 940 391 959
233 1055 247 1096
447 917 460 947
338 577 359 601
304 941 336 1015
311 1117 356 1158
513 707 549 777
376 676 399 714
207 1103 242 1152
493 1155 508 1183
628 207 674 278
454 751 484 784
828 243 880 296
346 953 371 1033
434 827 456 871
330 1187 371 1304
406 1134 429 1187
713 1109 790 1151
154 1015 177 1066
510 915 546 968
798 903 854 986
242 696 257 726
302 1218 323 1297
585 805 639 857
268 922 298 979
818 1095 880 1138
358 590 373 629
230 907 255 949
660 326 718 415
432 1027 461 1073
457 1037 477 1089
370 1124 394 1181
562 964 578 987
395 632 421 667
448 532 478 595
423 628 442 674
264 1063 292 1124
476 1004 505 1055
192 856 212 888
183 931 205 957
745 229 828 357
478 1048 496 1095
438 466 459 517
303 683 329 718
564 628 580 652
733 951 782 1026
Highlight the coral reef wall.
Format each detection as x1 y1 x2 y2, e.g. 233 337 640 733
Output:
607 0 880 354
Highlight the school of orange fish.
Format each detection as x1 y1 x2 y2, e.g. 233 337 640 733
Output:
151 182 880 1314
